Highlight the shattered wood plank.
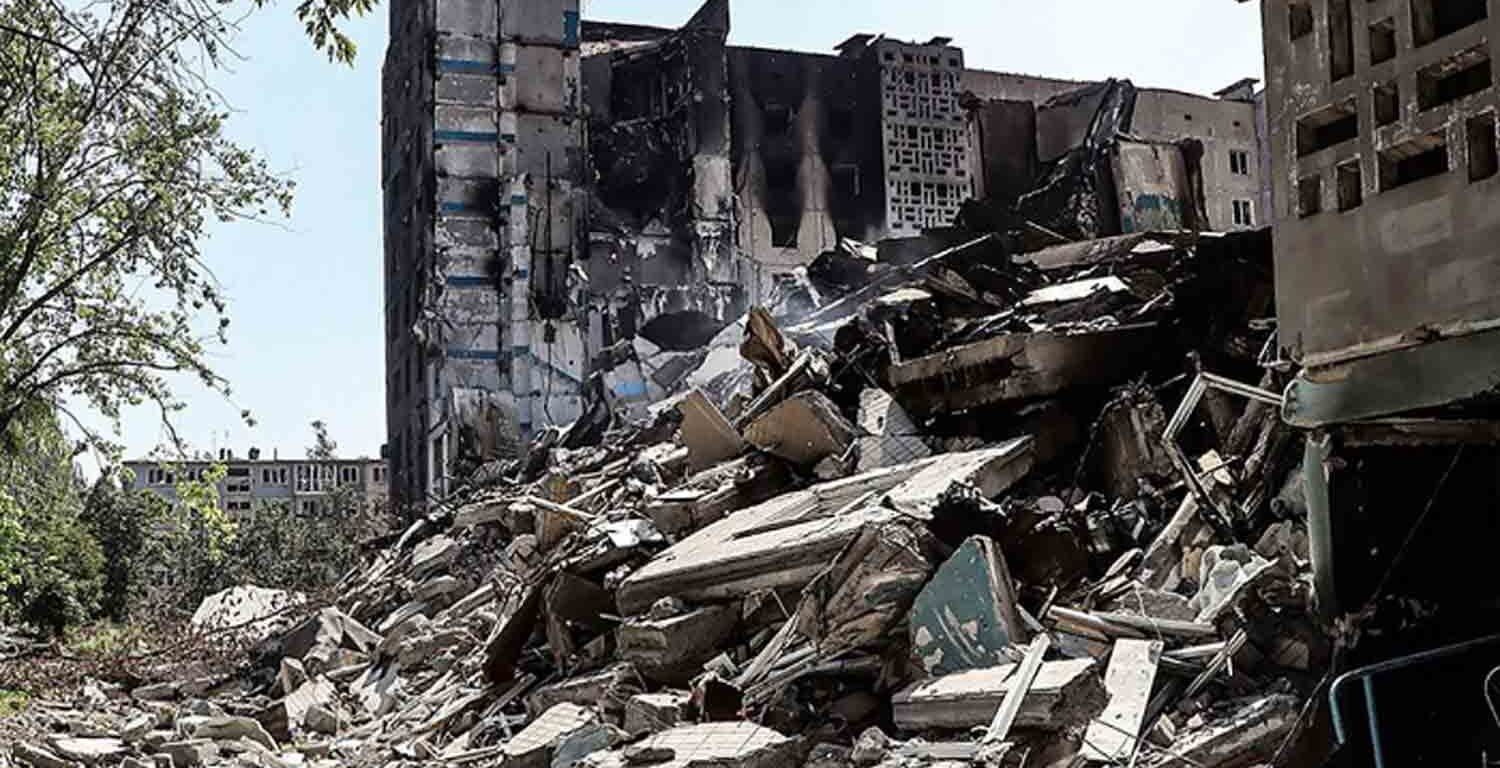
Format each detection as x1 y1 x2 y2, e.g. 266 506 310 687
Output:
888 324 1158 415
1081 639 1163 763
733 352 813 430
983 633 1051 744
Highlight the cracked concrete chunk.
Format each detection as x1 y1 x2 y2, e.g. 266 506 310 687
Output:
892 658 1104 732
580 722 796 768
743 390 854 466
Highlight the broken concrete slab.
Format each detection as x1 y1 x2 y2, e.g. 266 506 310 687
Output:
255 677 336 743
888 324 1158 415
616 457 943 615
44 738 127 765
617 605 738 684
884 437 1034 517
1081 639 1162 763
855 389 930 473
578 722 796 768
186 716 277 750
1146 695 1297 767
1090 384 1174 500
156 740 218 768
624 691 690 736
677 390 745 472
189 585 304 644
501 703 600 768
910 536 1026 676
743 390 855 466
891 658 1104 732
525 663 642 726
13 743 77 768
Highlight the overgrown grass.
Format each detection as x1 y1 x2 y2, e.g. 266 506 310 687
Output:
67 622 148 659
0 688 29 716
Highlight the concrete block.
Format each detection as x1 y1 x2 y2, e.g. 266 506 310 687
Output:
623 691 690 736
618 605 738 684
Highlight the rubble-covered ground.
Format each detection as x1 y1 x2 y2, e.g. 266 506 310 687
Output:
4 229 1345 768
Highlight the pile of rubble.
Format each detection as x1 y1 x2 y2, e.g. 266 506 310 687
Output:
9 228 1330 768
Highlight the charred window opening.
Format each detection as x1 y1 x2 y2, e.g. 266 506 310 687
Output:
1298 174 1322 218
763 159 800 247
1290 2 1314 40
1370 17 1397 65
1337 160 1363 210
1379 131 1449 190
764 103 794 138
639 311 725 351
1296 101 1359 157
1375 82 1400 126
1417 45 1492 111
1411 0 1487 47
1330 0 1354 81
1468 113 1498 180
828 107 854 141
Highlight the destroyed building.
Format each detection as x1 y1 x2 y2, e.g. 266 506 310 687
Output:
380 0 1267 506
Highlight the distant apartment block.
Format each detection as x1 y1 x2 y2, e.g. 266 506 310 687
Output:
124 451 389 517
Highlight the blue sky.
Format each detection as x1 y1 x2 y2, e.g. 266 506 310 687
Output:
93 0 1265 462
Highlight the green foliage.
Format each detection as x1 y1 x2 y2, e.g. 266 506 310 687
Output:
256 0 379 64
79 479 169 621
307 420 337 460
0 688 29 716
223 488 371 593
0 406 103 636
0 0 293 458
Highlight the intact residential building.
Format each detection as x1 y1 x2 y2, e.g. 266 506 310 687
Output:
382 0 1270 506
124 451 389 518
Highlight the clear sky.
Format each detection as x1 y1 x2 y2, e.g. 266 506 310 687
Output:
92 0 1266 463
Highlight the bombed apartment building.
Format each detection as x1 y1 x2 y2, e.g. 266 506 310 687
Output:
382 0 1268 505
1252 0 1500 762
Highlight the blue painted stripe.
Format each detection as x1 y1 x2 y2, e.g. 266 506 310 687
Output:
512 268 529 278
445 275 492 288
436 58 497 74
501 133 517 144
562 10 580 47
498 62 517 74
440 201 480 213
614 380 647 398
434 129 498 143
447 348 500 361
509 194 527 205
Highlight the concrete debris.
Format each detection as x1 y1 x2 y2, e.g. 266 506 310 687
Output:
13 206 1350 768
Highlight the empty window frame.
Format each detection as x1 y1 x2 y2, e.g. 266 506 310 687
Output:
1232 199 1254 226
1299 175 1323 217
1370 17 1397 65
1379 131 1449 190
1411 0 1487 48
1230 149 1251 175
1468 113 1498 180
1330 0 1354 81
1290 1 1315 40
1297 101 1360 157
1375 82 1401 126
1417 45 1492 112
1337 160 1364 210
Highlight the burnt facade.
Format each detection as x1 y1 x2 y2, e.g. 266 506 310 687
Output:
383 0 1268 505
1259 0 1500 371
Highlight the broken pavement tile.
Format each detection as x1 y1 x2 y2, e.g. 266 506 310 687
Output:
500 703 600 768
577 721 796 768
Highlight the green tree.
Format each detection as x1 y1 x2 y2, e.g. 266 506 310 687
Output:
79 475 169 621
0 404 103 635
308 420 337 460
0 0 294 457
